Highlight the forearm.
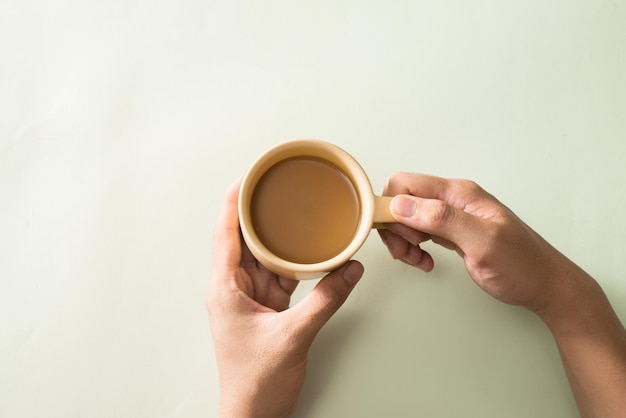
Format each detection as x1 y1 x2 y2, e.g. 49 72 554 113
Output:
217 365 303 418
219 389 297 418
538 261 626 418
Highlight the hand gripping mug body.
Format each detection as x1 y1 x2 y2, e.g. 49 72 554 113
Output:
239 139 394 279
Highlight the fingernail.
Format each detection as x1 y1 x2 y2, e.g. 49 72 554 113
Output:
343 261 364 286
391 195 417 218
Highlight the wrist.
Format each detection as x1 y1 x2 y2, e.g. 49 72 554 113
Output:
219 388 258 418
219 394 297 418
532 254 626 417
218 374 301 418
534 257 621 340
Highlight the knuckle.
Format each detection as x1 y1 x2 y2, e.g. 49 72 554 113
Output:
425 200 453 225
318 289 344 313
385 172 411 194
387 171 403 183
455 178 483 195
384 171 415 195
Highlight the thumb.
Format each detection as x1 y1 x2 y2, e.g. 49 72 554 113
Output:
289 261 363 338
390 194 485 252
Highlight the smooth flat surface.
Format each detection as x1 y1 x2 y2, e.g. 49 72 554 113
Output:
1 1 625 417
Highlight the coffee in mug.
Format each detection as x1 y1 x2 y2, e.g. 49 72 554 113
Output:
250 156 360 264
239 139 394 279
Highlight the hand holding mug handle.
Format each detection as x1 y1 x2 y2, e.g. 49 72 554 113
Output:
379 172 626 417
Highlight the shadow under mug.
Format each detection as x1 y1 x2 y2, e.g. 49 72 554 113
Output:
238 139 395 279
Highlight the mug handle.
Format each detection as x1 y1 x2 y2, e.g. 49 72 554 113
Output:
372 195 396 229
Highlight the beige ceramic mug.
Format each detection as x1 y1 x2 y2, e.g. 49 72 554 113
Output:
238 139 394 279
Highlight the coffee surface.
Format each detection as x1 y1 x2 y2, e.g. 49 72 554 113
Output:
251 157 360 264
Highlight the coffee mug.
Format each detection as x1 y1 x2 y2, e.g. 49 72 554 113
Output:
238 139 394 279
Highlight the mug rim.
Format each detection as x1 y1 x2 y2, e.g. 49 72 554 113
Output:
238 139 375 279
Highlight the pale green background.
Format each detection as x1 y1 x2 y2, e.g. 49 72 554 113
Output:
1 1 625 417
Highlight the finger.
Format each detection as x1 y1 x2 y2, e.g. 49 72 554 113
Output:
431 235 458 251
402 245 434 271
378 228 409 260
239 240 276 297
240 234 259 272
278 276 299 296
384 222 430 246
385 173 494 210
289 261 363 338
211 178 244 278
207 178 249 314
390 194 487 253
379 229 434 272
